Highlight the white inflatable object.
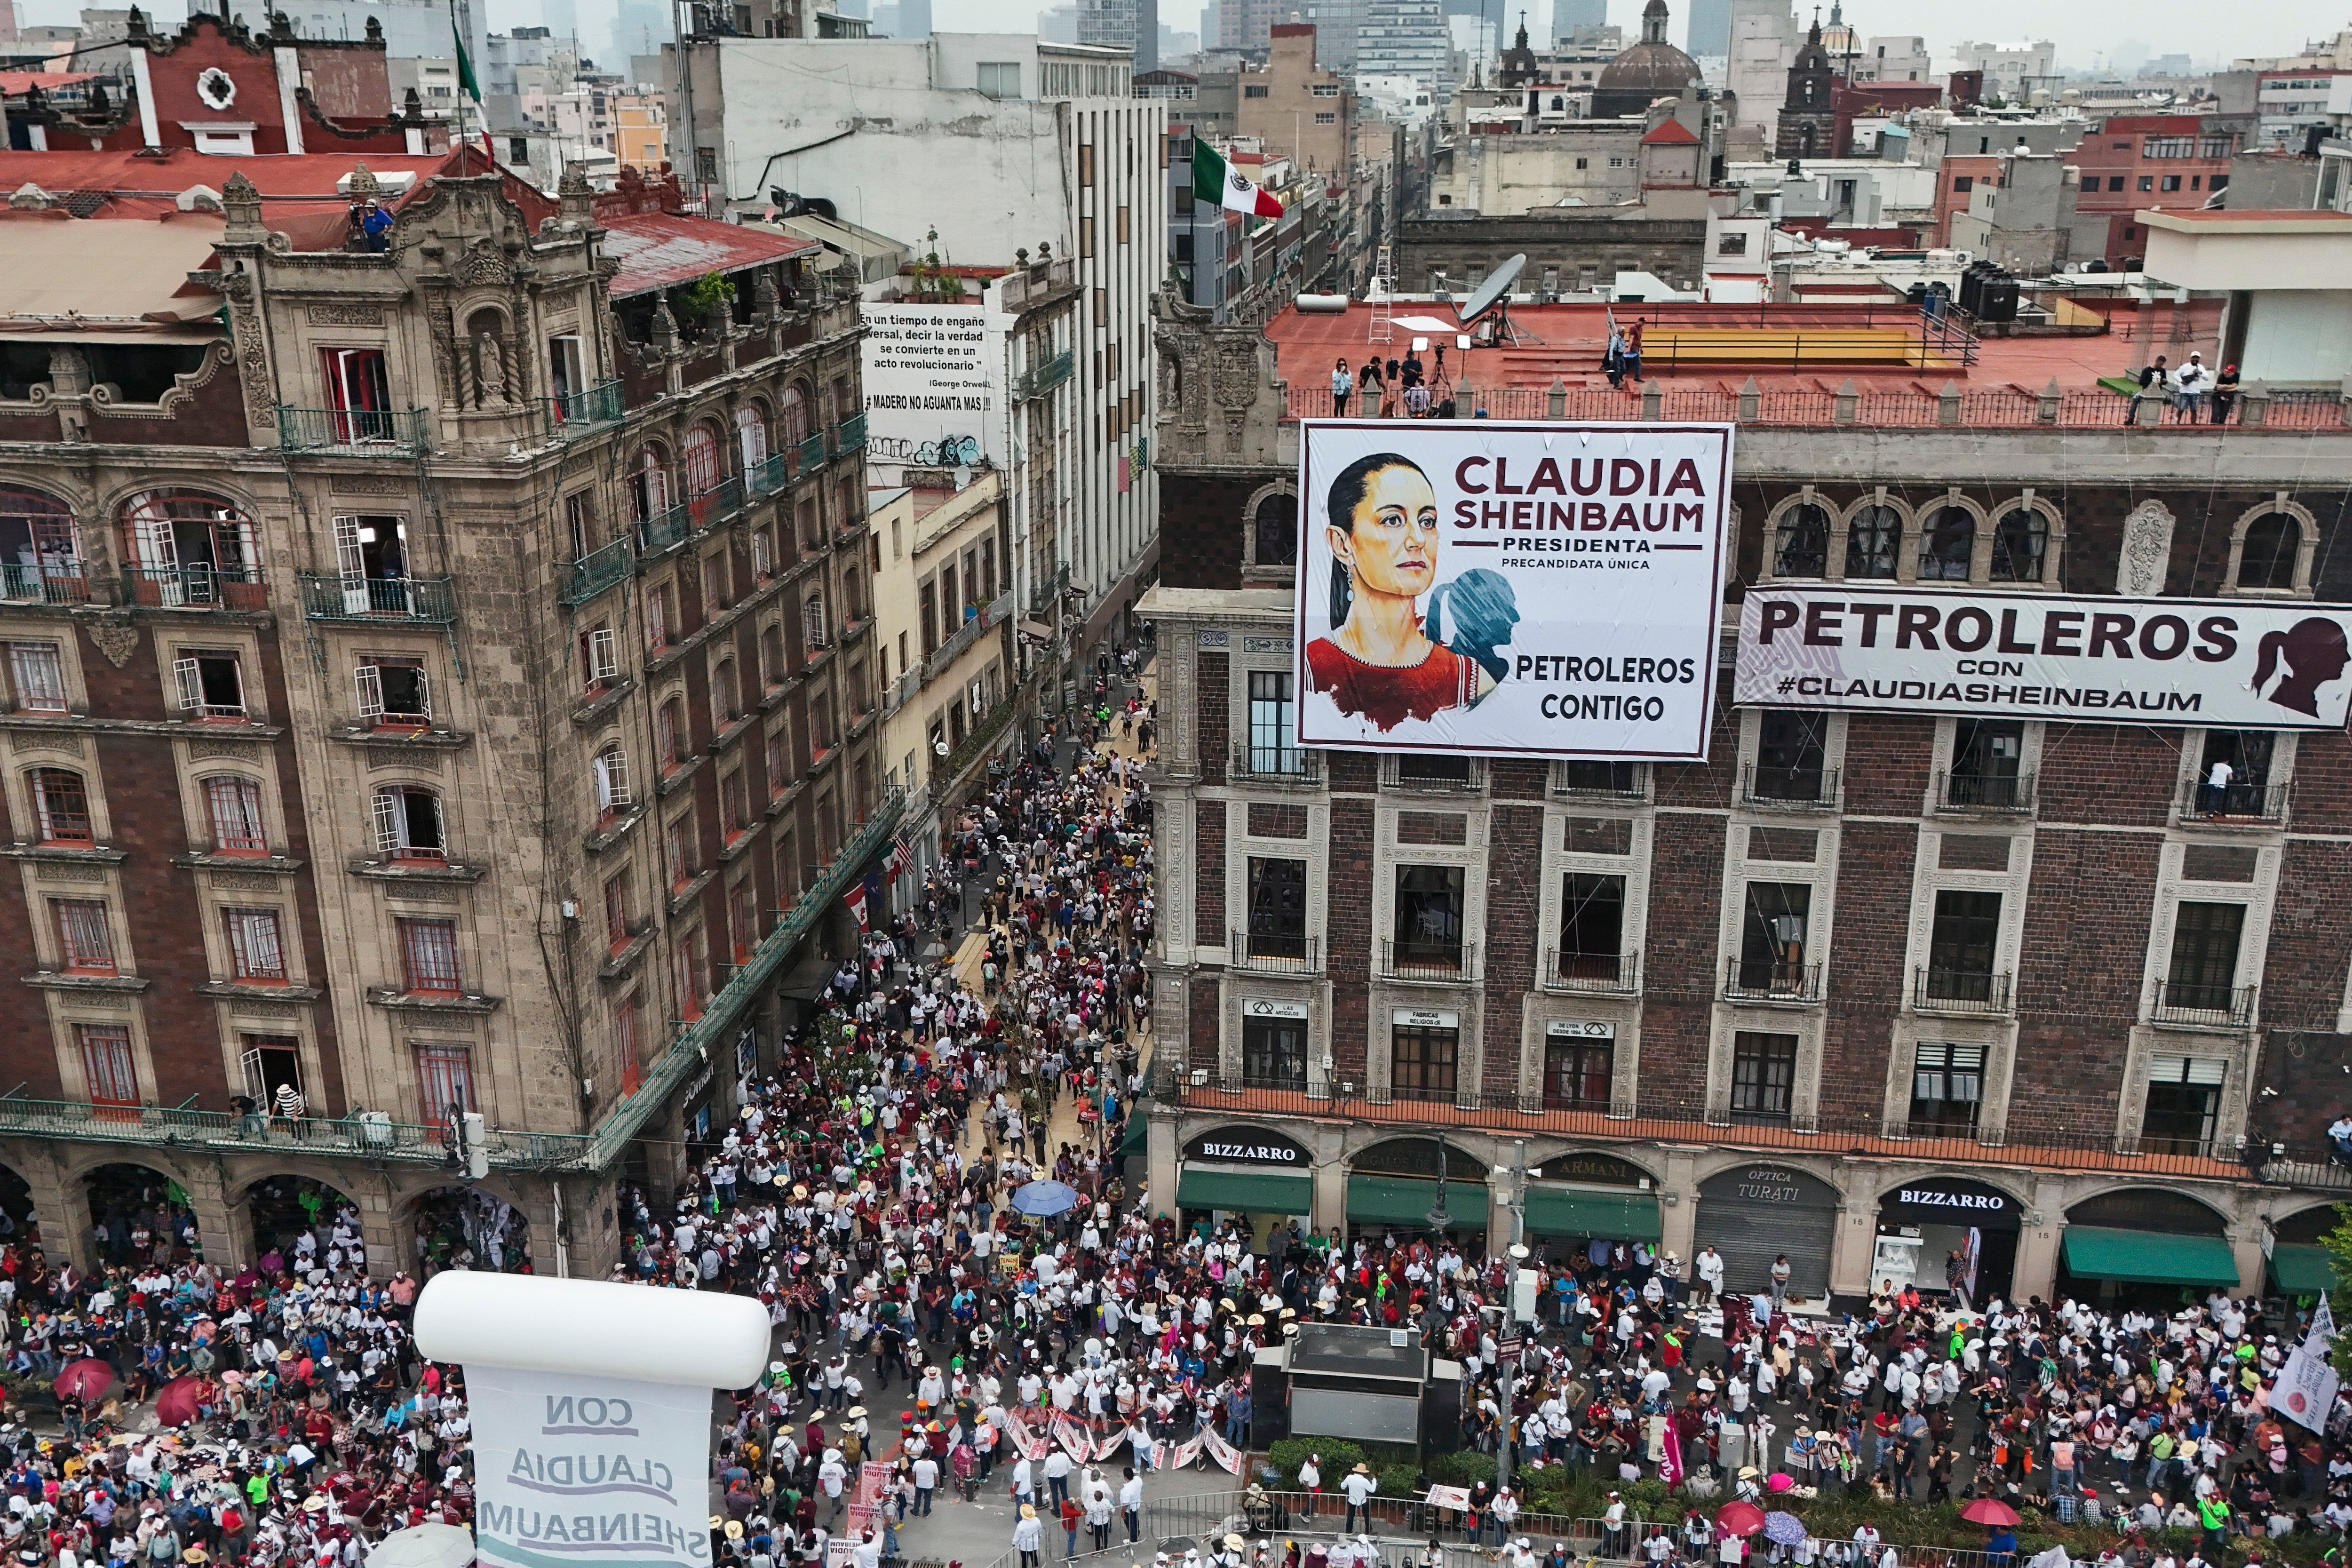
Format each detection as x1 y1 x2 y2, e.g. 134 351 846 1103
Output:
412 1270 770 1387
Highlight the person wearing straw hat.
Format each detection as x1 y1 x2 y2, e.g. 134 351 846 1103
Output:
1013 1505 1044 1568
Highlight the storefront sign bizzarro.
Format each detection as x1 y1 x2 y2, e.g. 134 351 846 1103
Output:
1737 587 2352 729
1184 1127 1312 1166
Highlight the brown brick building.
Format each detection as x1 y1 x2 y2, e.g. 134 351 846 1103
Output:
0 148 888 1278
1141 289 2352 1307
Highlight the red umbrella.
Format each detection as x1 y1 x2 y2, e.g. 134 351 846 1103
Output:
154 1375 206 1426
1959 1499 2020 1528
1716 1503 1768 1537
52 1358 114 1402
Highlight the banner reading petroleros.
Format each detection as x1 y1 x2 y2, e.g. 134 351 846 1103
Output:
469 1368 715 1568
1293 420 1732 761
1735 585 2352 729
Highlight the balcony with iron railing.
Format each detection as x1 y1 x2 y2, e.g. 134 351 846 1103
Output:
1379 756 1486 793
745 450 798 495
122 563 267 612
2179 780 2290 825
539 380 626 432
1913 966 2012 1014
796 432 827 474
833 413 868 456
275 405 432 454
2151 979 2257 1028
1229 928 1323 974
1741 764 1841 809
636 501 694 558
1229 744 1322 786
1015 350 1075 400
1379 938 1480 984
0 562 92 606
684 477 744 531
561 538 634 605
297 574 458 625
1540 947 1639 995
1724 956 1824 1003
1938 769 2034 812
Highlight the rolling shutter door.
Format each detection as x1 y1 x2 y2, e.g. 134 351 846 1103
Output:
1695 1165 1841 1301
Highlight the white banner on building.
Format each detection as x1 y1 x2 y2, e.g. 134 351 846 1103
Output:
1293 420 1731 761
862 304 999 469
470 1367 718 1568
1735 586 2352 729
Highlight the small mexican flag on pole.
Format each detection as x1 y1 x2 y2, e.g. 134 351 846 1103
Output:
1192 139 1284 218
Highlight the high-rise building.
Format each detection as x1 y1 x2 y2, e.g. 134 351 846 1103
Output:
1356 0 1446 91
1080 0 1158 71
1682 0 1726 56
1549 0 1603 43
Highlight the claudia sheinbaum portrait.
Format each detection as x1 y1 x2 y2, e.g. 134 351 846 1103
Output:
1304 452 1521 732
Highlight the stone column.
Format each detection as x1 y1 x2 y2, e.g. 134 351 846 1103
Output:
2008 1176 2071 1302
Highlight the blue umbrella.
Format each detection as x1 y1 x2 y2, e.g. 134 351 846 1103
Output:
1009 1180 1081 1216
1762 1514 1808 1548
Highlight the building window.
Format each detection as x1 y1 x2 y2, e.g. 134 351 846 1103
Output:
1245 856 1307 960
2236 509 2302 592
1918 505 1974 581
1390 1020 1458 1100
580 625 619 689
1242 1014 1307 1090
354 657 430 726
170 650 246 721
1989 506 2050 583
659 697 689 770
675 930 707 1019
5 641 67 714
1908 1041 1982 1132
592 743 632 820
1543 1031 1613 1108
1952 175 1973 191
1729 1030 1797 1122
1771 501 1830 578
629 446 671 527
1559 760 1643 796
1949 718 2026 806
1924 889 2002 1002
1845 503 1900 580
51 898 115 974
645 581 674 651
728 877 757 963
224 907 287 982
2137 175 2153 191
77 1023 138 1107
2141 1053 2225 1154
1247 671 1299 774
417 1042 475 1118
1752 710 1827 801
1392 863 1465 971
31 766 94 844
1253 492 1299 567
1314 111 1336 123
203 775 265 854
2195 729 2274 816
2164 901 2245 1014
372 785 445 861
1738 882 1811 993
1557 873 1625 982
2160 174 2181 191
604 876 631 952
976 61 1022 98
318 347 392 440
397 916 462 995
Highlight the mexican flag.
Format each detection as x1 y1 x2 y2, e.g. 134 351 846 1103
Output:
1192 139 1283 218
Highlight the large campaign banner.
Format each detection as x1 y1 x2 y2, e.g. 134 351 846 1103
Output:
1735 586 2352 729
1293 421 1732 761
469 1368 719 1568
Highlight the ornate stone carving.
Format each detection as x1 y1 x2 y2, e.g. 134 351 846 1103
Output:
230 1001 302 1019
1212 339 1259 411
84 614 139 669
32 863 105 883
2117 499 2176 596
457 239 510 287
371 751 444 772
307 302 384 326
208 872 280 891
474 329 508 404
23 732 87 756
184 742 254 760
330 475 408 496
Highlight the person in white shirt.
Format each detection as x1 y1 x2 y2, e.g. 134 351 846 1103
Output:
1341 1463 1378 1533
910 1455 938 1515
1012 1505 1044 1568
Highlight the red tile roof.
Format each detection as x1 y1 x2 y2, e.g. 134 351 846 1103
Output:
599 211 817 299
1638 118 1699 145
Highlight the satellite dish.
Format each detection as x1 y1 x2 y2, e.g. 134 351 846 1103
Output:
1455 253 1527 327
934 740 950 757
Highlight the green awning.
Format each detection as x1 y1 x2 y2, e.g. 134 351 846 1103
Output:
1116 1113 1148 1159
1524 1185 1662 1243
1346 1175 1490 1228
2270 1243 2339 1296
1177 1166 1313 1215
2063 1226 2241 1287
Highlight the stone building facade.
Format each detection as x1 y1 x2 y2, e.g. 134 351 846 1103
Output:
0 150 887 1280
1141 287 2352 1307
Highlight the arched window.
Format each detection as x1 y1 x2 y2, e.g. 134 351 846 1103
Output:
804 594 829 650
1844 503 1900 580
119 491 260 608
1918 505 1974 581
200 774 264 853
713 660 741 725
630 445 670 526
1990 507 2050 583
736 404 770 471
371 784 445 861
760 623 785 689
1772 501 1830 578
843 568 865 621
1252 491 1299 567
658 697 688 769
778 383 811 448
2237 510 2301 592
0 487 84 605
29 767 92 844
592 744 632 820
682 421 724 499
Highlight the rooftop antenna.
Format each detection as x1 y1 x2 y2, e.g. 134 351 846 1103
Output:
1456 251 1534 345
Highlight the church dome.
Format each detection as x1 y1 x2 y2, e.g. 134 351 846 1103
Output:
1592 0 1702 116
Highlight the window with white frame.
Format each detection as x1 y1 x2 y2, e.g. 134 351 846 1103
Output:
592 743 632 820
355 656 430 726
223 907 288 982
2141 1052 2225 1154
372 785 446 861
171 650 247 721
1908 1041 1982 1132
6 641 66 714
